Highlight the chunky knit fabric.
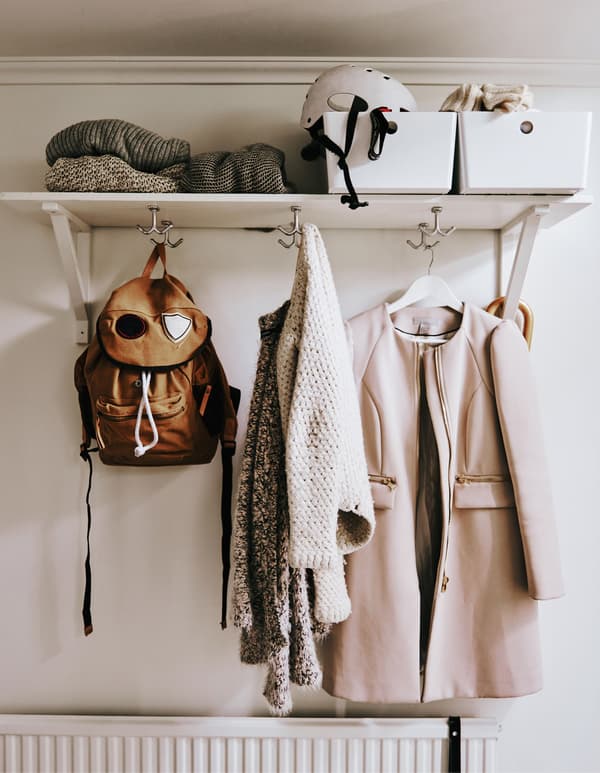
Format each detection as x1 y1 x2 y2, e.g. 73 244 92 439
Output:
45 155 185 193
232 303 329 716
46 119 190 172
180 144 291 194
440 83 533 112
276 224 375 624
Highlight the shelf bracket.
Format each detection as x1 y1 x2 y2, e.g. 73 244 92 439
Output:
42 202 91 345
500 205 550 321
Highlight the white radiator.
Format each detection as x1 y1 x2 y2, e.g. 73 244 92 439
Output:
0 715 499 773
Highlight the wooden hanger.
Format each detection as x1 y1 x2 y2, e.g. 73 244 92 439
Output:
486 297 534 349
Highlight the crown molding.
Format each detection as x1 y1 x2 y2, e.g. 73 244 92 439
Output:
0 57 599 87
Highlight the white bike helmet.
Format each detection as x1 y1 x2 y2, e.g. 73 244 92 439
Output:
300 64 417 209
301 64 417 128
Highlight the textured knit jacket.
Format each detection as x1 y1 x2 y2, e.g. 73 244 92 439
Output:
276 224 375 624
232 303 329 716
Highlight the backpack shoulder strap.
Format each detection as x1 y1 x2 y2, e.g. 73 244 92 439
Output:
219 384 240 629
74 349 95 453
74 348 99 636
193 342 240 629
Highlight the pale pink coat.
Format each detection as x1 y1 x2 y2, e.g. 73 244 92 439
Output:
322 302 564 703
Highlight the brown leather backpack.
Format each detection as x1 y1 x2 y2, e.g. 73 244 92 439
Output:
74 243 239 635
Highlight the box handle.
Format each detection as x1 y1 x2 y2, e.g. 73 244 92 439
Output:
520 120 534 135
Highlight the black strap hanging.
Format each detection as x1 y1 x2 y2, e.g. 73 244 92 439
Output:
448 716 461 773
80 445 98 636
219 386 241 630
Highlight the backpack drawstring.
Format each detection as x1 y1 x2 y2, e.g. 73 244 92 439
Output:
134 370 159 457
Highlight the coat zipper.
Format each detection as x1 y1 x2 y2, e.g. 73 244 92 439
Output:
368 474 397 490
421 344 452 699
435 346 452 594
455 473 508 484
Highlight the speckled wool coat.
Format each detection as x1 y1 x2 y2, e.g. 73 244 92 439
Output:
322 302 565 703
232 303 328 716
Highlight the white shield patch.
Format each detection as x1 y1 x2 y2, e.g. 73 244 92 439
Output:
162 313 192 343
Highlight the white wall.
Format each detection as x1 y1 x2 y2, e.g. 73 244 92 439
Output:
0 65 598 773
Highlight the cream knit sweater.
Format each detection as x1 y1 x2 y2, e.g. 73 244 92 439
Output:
277 224 375 624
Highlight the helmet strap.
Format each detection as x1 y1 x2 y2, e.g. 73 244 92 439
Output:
305 96 369 210
368 108 397 161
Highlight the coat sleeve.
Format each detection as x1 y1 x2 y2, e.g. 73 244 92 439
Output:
490 320 565 600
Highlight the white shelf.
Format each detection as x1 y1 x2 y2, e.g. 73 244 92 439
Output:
0 191 592 231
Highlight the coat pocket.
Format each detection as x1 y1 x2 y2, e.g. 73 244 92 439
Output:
368 474 397 511
454 474 515 509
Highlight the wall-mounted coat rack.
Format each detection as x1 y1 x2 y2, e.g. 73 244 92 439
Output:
0 192 591 344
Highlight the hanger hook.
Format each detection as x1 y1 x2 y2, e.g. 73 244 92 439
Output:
425 243 436 275
276 206 303 249
420 206 456 238
136 205 174 236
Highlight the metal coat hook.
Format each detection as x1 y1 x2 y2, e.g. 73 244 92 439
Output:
136 205 174 236
407 223 440 251
420 206 456 238
276 206 303 249
151 228 184 249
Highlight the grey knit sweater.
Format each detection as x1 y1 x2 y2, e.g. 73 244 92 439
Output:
232 302 329 716
46 119 190 172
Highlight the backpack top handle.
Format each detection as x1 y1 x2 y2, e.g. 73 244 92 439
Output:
141 242 168 278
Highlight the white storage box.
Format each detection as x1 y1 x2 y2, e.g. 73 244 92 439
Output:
456 111 592 194
323 112 457 194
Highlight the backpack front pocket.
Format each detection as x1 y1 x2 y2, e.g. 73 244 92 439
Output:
95 393 188 461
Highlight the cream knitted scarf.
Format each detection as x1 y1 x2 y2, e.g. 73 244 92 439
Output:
276 224 375 624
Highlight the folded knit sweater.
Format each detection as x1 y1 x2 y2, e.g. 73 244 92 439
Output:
440 83 533 112
45 155 186 193
46 119 190 172
276 224 375 624
180 143 291 194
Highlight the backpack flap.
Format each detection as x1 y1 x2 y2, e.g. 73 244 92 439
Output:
97 244 211 368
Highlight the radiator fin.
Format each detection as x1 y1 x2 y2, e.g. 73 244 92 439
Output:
0 715 499 773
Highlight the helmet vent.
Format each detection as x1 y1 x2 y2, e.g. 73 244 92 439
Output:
327 92 357 111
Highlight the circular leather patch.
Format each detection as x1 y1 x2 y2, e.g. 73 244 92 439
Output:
115 313 147 339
